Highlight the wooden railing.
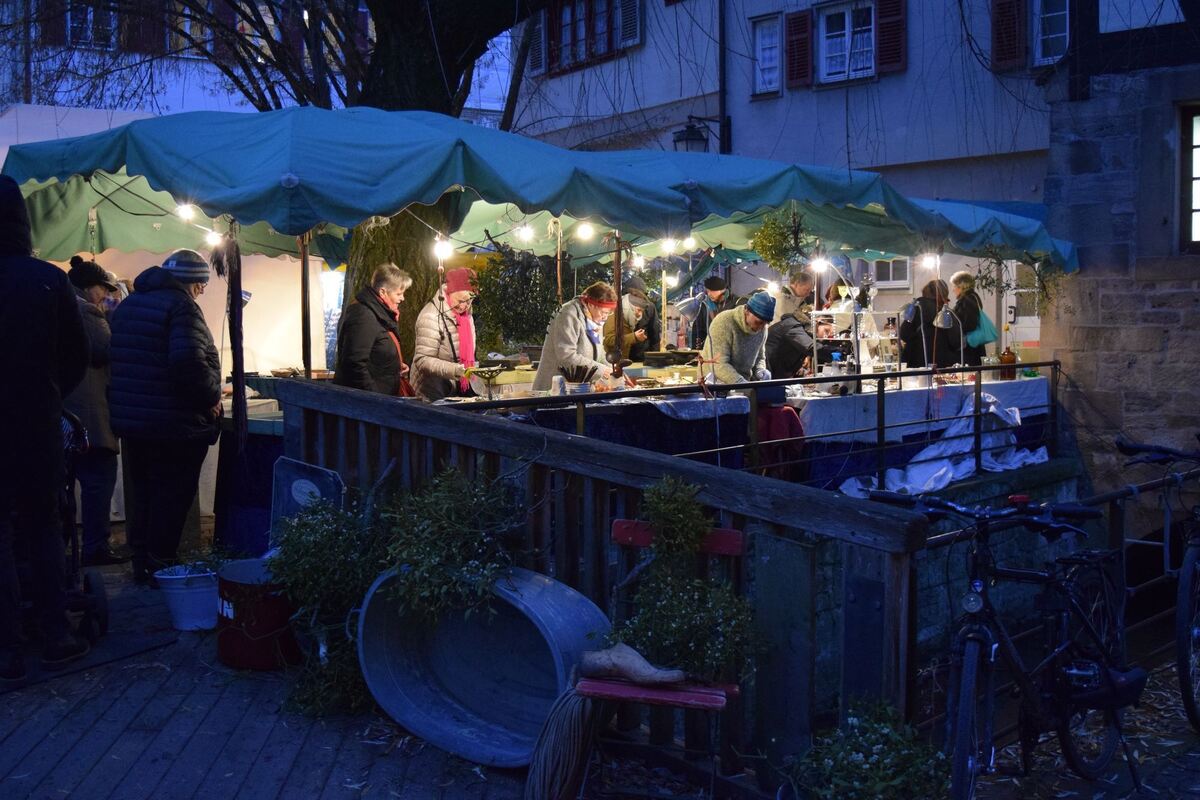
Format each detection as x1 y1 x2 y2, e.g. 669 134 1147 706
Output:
275 379 928 783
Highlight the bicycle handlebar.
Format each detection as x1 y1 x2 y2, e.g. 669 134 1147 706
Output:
868 490 1098 540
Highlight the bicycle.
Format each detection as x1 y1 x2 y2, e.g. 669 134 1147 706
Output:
870 490 1148 800
1114 434 1200 733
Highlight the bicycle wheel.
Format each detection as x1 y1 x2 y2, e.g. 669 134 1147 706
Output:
1176 542 1200 732
1057 566 1121 779
948 639 988 800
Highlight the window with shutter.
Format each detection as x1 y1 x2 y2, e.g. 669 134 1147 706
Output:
991 0 1027 71
784 11 812 88
875 0 905 73
124 0 167 56
527 10 547 75
817 2 874 84
67 0 117 49
39 0 67 46
616 0 640 48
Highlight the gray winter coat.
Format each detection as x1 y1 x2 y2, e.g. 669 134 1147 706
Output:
532 299 610 391
412 295 473 402
701 308 767 384
64 294 118 452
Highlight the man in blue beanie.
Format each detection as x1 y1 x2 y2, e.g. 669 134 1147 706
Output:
700 290 775 384
109 249 221 586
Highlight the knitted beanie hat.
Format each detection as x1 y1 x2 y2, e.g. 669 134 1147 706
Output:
162 249 210 284
746 291 776 322
68 255 118 291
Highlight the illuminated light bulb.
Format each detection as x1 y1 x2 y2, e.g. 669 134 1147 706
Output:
665 273 680 288
204 230 222 247
632 254 646 269
766 281 779 294
921 253 939 270
810 257 830 272
575 222 595 240
433 238 454 261
683 236 696 250
516 224 534 242
661 238 678 254
176 204 196 221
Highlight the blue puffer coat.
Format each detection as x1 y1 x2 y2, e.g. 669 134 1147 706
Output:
108 267 221 443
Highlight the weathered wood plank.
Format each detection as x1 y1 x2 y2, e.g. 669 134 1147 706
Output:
358 421 371 490
193 679 292 798
231 700 314 799
274 381 926 553
316 730 376 800
275 718 345 799
314 411 327 468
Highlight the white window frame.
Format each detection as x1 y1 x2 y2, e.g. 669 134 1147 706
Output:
67 0 117 50
817 1 875 84
751 14 782 95
1032 0 1069 66
872 257 909 289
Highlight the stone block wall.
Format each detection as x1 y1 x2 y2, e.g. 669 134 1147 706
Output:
1042 66 1200 520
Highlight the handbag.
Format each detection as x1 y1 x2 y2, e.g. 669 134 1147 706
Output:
386 331 418 397
966 309 999 348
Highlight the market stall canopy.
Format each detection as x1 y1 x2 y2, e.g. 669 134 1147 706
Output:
2 106 1075 270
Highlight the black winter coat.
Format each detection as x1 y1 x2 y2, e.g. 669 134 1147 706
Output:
0 176 88 495
954 290 987 367
766 313 834 377
689 293 740 349
898 296 963 369
334 289 405 395
109 267 222 443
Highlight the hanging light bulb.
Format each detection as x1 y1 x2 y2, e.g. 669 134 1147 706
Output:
516 224 534 242
575 222 595 241
921 253 940 270
810 256 830 272
632 254 646 269
433 237 454 261
176 204 196 221
682 235 696 250
766 281 779 294
665 273 680 288
204 230 223 247
661 238 678 254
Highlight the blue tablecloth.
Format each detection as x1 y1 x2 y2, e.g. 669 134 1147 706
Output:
517 396 750 467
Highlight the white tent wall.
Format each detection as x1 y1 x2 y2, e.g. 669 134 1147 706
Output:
58 250 327 519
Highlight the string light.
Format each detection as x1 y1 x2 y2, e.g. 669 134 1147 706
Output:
665 273 680 288
575 222 595 240
766 281 779 294
204 230 222 247
516 224 534 242
632 254 646 269
661 238 678 254
433 237 453 261
810 256 830 272
176 204 196 221
921 253 940 270
683 236 696 250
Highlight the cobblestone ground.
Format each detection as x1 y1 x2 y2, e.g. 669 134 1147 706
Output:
979 665 1200 799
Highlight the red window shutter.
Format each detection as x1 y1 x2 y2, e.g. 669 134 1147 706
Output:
784 10 812 88
991 0 1027 71
40 0 66 46
875 0 906 74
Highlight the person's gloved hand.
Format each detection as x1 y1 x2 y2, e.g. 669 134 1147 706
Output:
754 368 772 382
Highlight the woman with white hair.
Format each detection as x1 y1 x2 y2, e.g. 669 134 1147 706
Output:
333 264 415 395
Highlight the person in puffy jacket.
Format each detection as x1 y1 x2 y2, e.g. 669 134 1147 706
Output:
532 282 617 391
412 267 477 402
0 175 91 679
109 249 221 586
334 264 414 395
64 256 128 567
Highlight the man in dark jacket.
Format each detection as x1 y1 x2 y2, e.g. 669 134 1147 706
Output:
689 274 740 349
622 275 661 359
109 249 222 585
0 175 91 680
766 311 835 378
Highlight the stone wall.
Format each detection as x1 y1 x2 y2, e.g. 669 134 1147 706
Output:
1042 66 1200 520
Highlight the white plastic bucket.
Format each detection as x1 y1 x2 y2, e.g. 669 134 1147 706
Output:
155 565 219 631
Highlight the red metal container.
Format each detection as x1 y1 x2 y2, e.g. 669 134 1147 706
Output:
216 558 303 671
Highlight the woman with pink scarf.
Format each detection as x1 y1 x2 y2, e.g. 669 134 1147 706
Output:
412 267 478 401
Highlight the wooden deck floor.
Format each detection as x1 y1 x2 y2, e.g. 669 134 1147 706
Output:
0 567 524 800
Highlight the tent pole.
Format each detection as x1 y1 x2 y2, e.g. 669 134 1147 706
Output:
556 222 563 306
299 233 312 379
613 233 623 379
661 259 669 351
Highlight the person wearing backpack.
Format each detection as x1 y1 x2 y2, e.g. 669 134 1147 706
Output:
950 271 997 366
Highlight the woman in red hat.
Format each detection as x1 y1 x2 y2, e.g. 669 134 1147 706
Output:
532 282 617 392
412 267 478 401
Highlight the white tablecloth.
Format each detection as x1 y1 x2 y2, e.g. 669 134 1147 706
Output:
787 377 1049 444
